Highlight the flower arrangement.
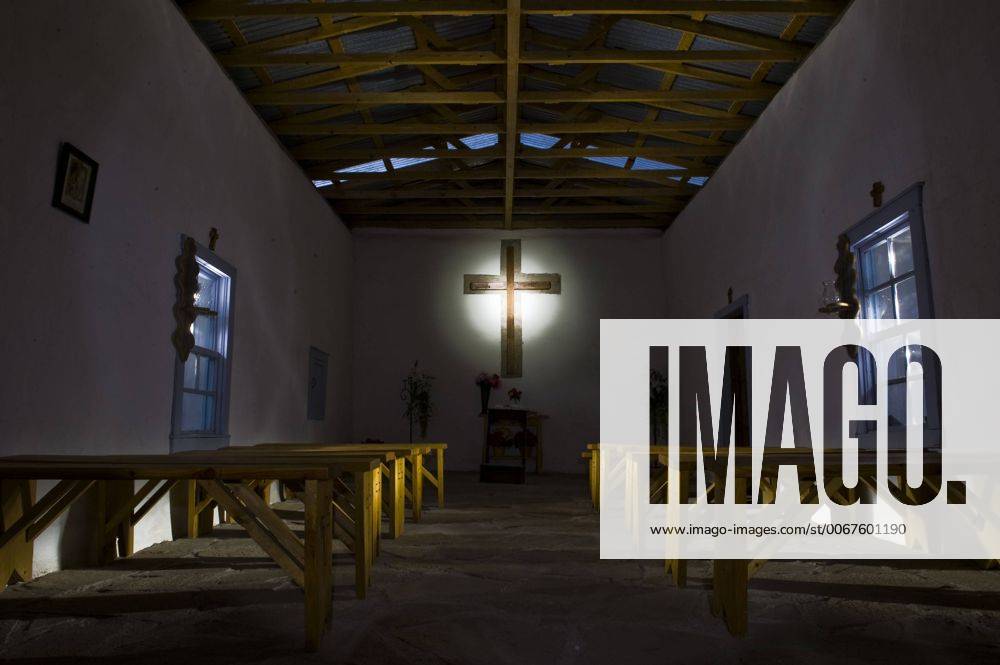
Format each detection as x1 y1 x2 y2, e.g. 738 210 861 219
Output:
401 361 434 441
475 371 501 415
507 387 522 404
475 372 501 389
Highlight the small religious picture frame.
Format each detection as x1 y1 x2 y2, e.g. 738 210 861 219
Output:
52 142 99 223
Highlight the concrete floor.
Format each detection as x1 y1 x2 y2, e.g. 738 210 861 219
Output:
0 473 998 664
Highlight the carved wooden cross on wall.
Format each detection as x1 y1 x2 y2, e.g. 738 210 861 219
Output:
464 239 561 377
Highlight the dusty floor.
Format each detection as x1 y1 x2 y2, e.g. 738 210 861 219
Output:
0 473 998 664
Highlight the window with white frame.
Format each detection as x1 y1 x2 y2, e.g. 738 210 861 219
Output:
171 240 235 450
847 184 937 435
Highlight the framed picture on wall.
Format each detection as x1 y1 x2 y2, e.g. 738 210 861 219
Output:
52 142 99 223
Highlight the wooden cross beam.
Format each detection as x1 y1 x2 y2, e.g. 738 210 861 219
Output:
464 240 560 377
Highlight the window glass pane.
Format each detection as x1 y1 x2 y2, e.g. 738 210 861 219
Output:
180 393 215 432
894 275 919 319
183 354 218 391
183 354 197 389
192 313 217 349
866 286 895 320
195 267 220 312
886 381 907 428
862 240 892 289
889 227 913 277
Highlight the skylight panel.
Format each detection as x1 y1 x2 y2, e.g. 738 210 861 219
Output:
460 133 499 149
520 133 560 149
336 160 387 174
391 156 437 169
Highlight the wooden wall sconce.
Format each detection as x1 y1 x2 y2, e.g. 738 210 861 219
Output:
818 234 860 319
170 237 217 362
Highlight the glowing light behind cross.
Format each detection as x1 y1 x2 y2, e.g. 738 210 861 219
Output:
463 239 561 377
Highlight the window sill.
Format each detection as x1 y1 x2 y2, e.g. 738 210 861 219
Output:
170 434 231 453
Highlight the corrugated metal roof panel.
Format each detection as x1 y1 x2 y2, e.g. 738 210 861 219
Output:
230 67 262 90
256 105 283 122
358 69 425 92
597 64 665 91
690 35 747 51
521 105 562 123
656 108 707 123
763 61 797 85
341 25 416 53
593 102 648 122
428 15 494 42
607 19 682 51
739 100 768 117
670 76 732 92
694 60 760 78
190 20 233 51
265 63 335 83
458 105 500 123
370 105 424 124
235 15 320 44
798 16 835 44
271 40 330 55
704 13 791 39
529 62 587 79
526 14 596 42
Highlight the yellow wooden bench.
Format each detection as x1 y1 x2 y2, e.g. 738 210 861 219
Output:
251 443 448 522
0 454 359 651
176 449 383 600
585 444 990 637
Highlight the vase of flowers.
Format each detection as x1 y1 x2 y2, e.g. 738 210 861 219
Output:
507 387 522 405
401 361 434 442
475 372 501 415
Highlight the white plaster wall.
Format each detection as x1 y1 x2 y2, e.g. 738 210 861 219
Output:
660 0 1000 319
352 230 666 473
0 1 353 574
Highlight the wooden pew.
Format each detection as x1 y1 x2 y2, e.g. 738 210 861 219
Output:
586 444 987 637
0 454 351 651
252 443 448 523
175 449 382 600
418 443 448 509
647 446 960 636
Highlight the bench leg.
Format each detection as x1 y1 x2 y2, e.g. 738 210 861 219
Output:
304 479 333 652
169 480 213 539
0 480 35 585
353 470 373 599
98 480 134 565
710 559 749 637
383 460 404 539
436 449 445 508
371 466 381 557
410 454 423 522
665 559 688 587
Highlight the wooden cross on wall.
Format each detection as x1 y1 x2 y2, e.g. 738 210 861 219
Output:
464 239 561 377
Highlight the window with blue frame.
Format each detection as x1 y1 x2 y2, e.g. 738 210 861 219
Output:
847 184 937 434
171 240 235 450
